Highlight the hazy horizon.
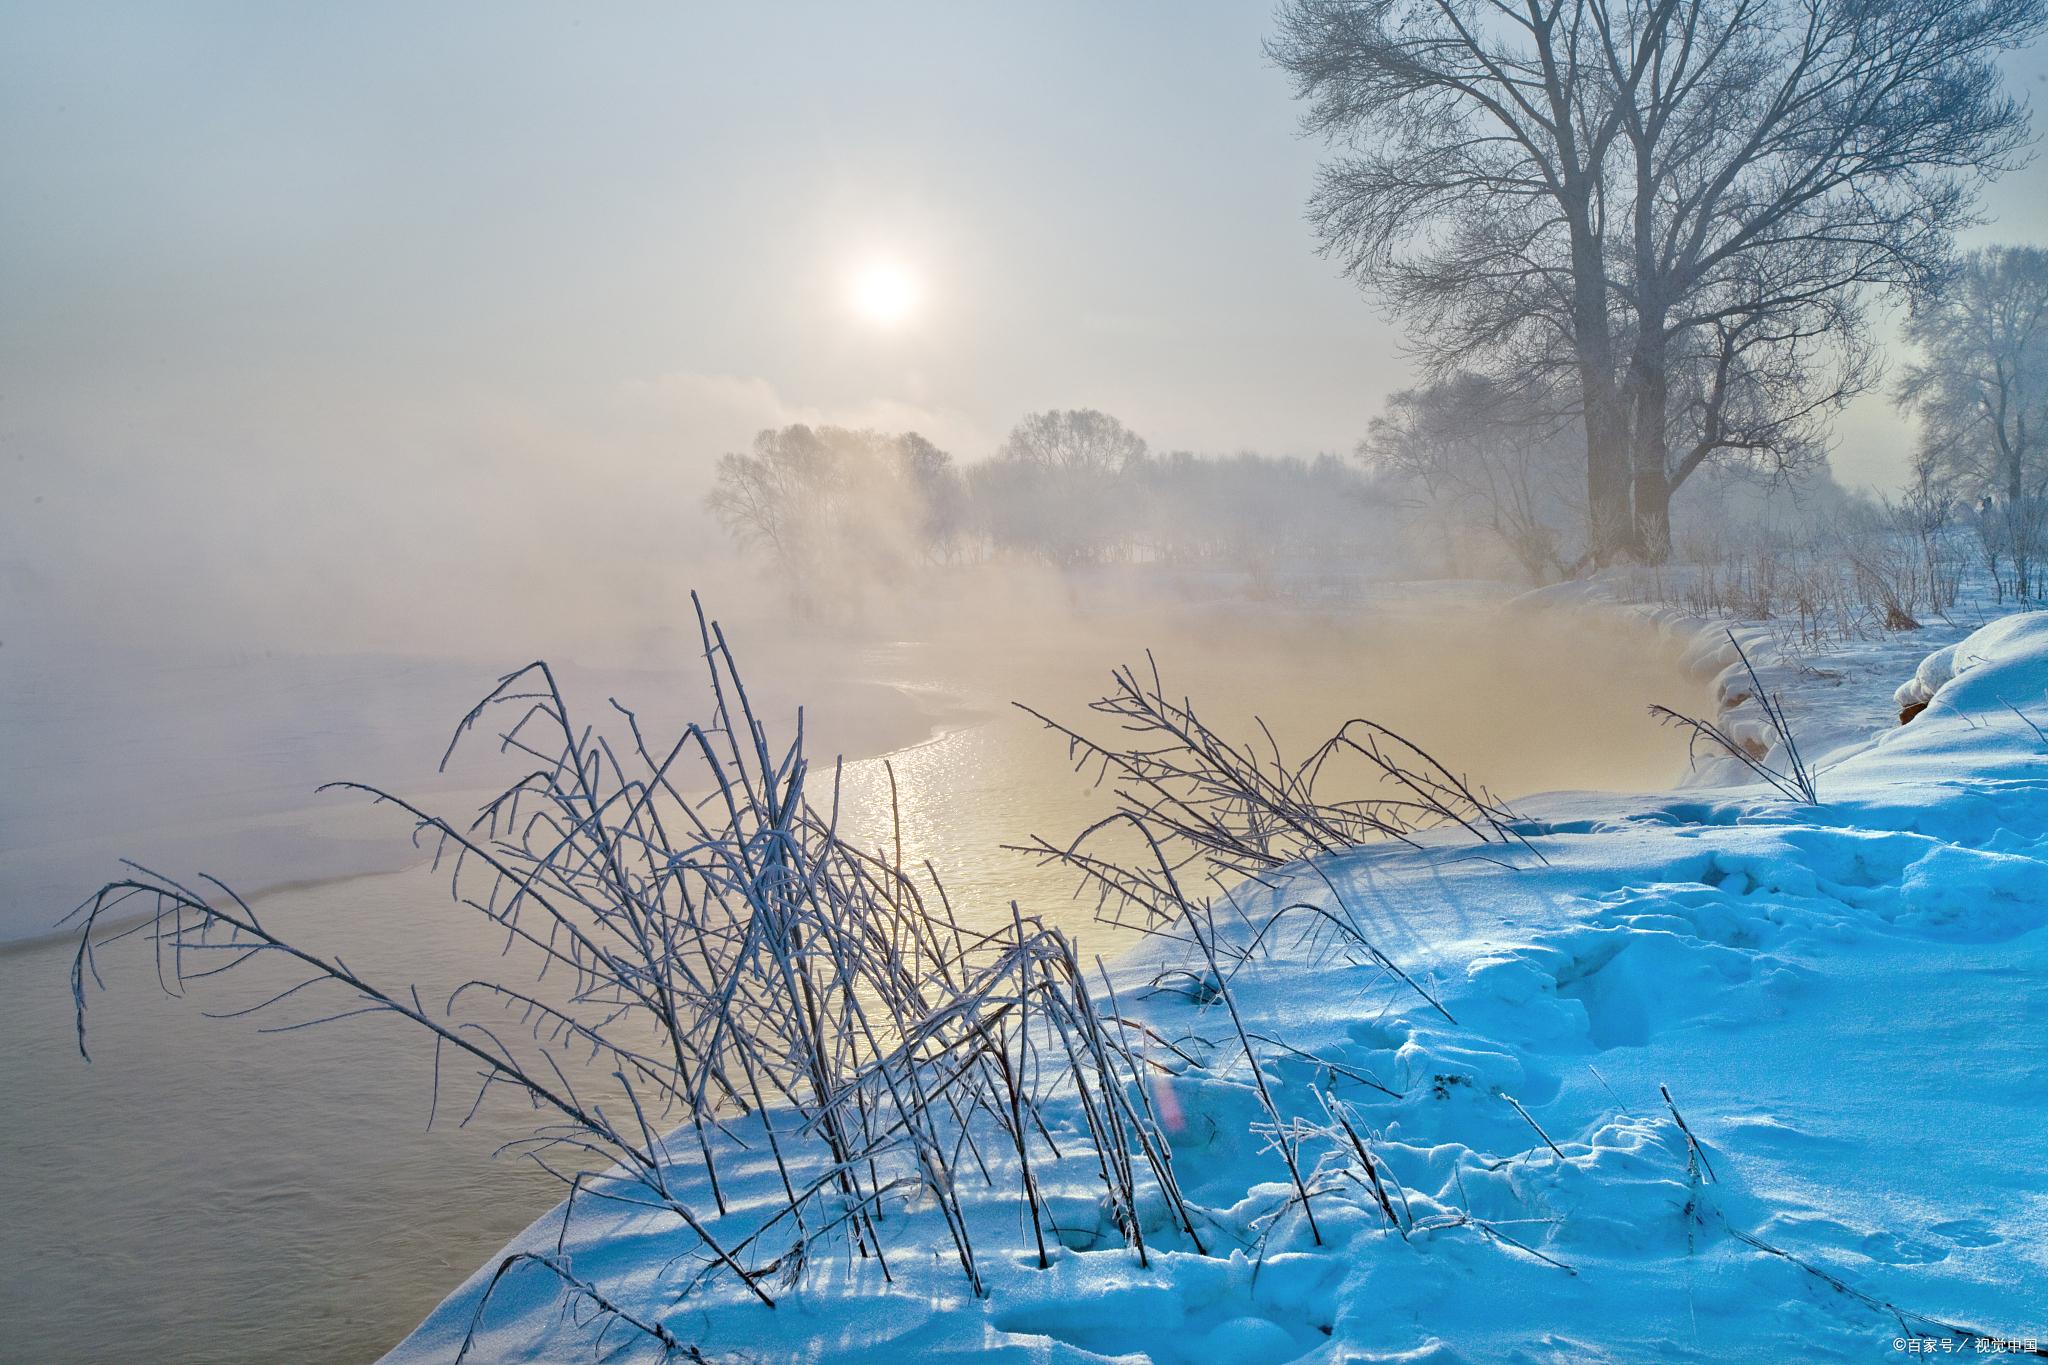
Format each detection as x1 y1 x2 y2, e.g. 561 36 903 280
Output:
7 2 2048 658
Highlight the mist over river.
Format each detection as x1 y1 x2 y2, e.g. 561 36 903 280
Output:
0 586 1710 1364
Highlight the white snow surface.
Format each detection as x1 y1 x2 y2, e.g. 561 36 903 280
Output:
388 607 2048 1364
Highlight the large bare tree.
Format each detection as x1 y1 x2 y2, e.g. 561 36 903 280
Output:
1272 0 2044 562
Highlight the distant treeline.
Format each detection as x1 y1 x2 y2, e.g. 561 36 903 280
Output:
706 409 1400 605
704 401 1893 615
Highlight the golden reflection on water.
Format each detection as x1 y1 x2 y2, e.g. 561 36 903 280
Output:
831 600 1706 955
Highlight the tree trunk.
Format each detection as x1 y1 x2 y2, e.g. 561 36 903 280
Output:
1627 329 1673 564
1585 399 1635 564
1633 466 1672 563
1567 202 1632 566
2006 419 2029 599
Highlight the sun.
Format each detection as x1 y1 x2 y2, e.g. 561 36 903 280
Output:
848 259 920 328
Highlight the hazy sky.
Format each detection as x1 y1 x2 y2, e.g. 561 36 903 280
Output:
5 2 2048 654
4 5 1393 453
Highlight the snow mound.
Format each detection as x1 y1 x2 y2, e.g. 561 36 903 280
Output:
1890 611 2048 722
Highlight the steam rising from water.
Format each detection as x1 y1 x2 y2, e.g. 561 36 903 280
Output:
1 571 1705 943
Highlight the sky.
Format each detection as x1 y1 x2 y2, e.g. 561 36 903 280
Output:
5 2 2048 656
2 5 1393 455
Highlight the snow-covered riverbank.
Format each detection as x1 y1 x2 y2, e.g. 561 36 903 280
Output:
390 602 2048 1363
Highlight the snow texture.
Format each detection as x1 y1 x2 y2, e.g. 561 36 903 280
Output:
387 605 2048 1364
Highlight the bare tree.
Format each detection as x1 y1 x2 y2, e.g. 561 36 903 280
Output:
1899 244 2048 597
706 425 964 605
999 409 1150 474
705 425 835 574
898 431 971 563
1271 0 2044 563
1363 373 1583 581
972 410 1152 567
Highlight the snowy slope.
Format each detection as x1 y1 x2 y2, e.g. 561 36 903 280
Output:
387 608 2048 1364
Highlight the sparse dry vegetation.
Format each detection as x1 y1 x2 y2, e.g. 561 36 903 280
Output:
63 602 1564 1359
